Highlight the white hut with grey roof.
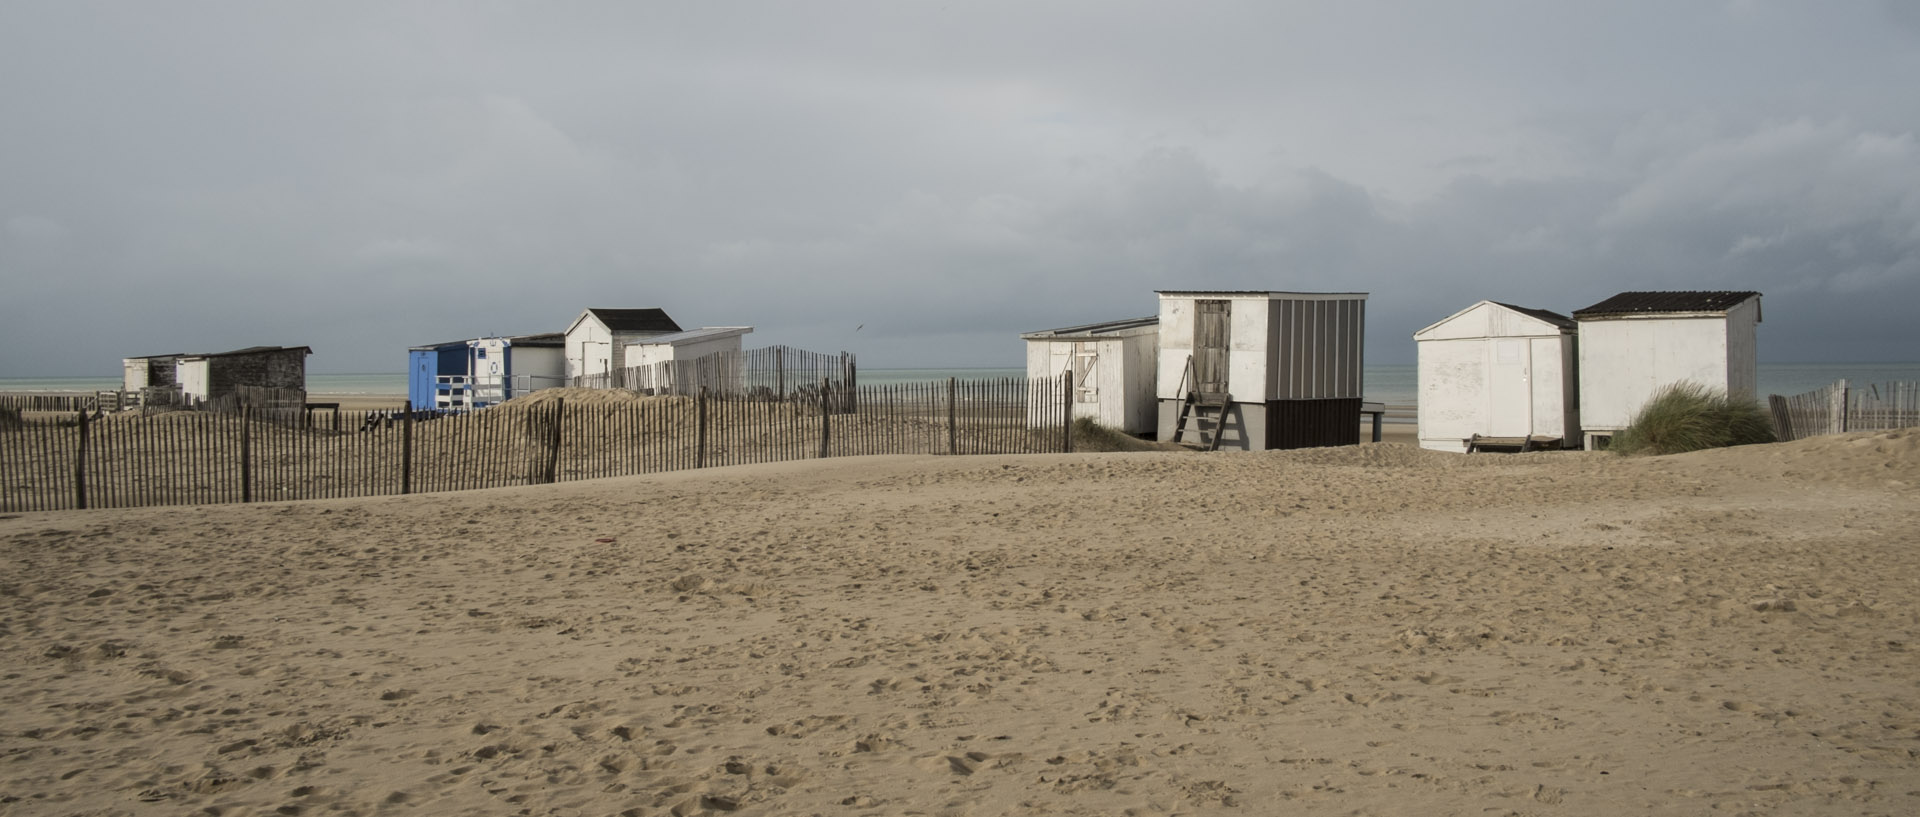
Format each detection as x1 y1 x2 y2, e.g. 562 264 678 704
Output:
626 326 754 371
1573 290 1762 450
1021 316 1160 434
563 307 683 382
1413 300 1579 452
1154 291 1367 450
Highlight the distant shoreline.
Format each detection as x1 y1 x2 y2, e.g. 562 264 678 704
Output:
2 362 1915 413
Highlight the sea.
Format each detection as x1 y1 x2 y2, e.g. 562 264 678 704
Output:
4 363 1918 408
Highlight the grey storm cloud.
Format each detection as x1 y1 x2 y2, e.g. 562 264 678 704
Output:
2 1 1917 374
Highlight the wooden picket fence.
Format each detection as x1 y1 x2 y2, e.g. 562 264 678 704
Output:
0 376 1073 512
0 392 127 413
1768 380 1920 441
569 344 856 398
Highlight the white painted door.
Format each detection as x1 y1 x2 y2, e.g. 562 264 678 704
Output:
1488 338 1532 436
1073 342 1099 403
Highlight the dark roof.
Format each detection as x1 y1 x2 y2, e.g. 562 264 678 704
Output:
586 308 682 333
1155 290 1368 299
1489 302 1575 329
411 333 566 351
186 345 313 359
409 339 469 351
1572 291 1760 318
1021 316 1159 339
633 326 753 345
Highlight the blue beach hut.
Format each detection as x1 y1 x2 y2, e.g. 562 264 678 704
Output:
407 333 567 411
408 340 469 411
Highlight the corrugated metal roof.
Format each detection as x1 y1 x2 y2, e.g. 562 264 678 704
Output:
1155 290 1369 299
586 308 682 333
1489 302 1575 329
412 333 566 350
630 326 753 346
1020 316 1159 339
1572 291 1760 317
184 345 313 359
409 339 469 351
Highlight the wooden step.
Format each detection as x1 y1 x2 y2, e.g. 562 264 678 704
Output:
1174 392 1233 451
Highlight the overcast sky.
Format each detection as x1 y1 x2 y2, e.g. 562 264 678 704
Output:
3 1 1918 375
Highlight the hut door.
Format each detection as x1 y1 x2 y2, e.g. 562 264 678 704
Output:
1073 342 1099 403
1193 300 1231 394
1488 338 1532 436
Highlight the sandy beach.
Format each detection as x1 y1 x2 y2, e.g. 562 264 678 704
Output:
2 429 1916 815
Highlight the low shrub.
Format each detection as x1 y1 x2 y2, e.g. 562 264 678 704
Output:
1069 416 1169 452
1609 382 1776 456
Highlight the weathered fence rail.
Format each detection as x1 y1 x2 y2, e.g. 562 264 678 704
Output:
0 376 1072 512
570 344 855 398
0 393 110 413
1768 380 1920 441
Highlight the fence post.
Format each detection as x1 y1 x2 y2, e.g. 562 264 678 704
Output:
1837 379 1850 433
844 354 857 413
240 405 253 503
545 398 563 483
697 388 709 469
818 379 830 459
1828 379 1849 435
74 410 89 510
401 401 413 495
1062 374 1073 453
948 377 957 455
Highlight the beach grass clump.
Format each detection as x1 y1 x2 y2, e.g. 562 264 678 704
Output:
1610 382 1776 456
1068 416 1168 452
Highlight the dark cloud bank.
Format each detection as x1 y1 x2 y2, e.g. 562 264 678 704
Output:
2 2 1916 375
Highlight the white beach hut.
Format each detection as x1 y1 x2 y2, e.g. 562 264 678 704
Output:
122 354 182 392
1020 316 1160 434
622 326 755 394
563 308 683 383
469 333 566 407
1572 290 1762 450
1413 301 1579 452
626 327 754 370
1154 291 1368 450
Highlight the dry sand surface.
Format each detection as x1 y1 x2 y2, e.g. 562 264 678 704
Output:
3 430 1918 816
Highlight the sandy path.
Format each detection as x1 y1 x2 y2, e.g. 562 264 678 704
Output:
2 430 1916 815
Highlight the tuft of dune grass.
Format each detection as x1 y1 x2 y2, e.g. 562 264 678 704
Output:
1610 382 1776 456
1068 416 1180 452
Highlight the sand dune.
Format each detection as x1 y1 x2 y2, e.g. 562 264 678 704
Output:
2 430 1917 815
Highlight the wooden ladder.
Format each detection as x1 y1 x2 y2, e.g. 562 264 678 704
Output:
1174 391 1232 451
